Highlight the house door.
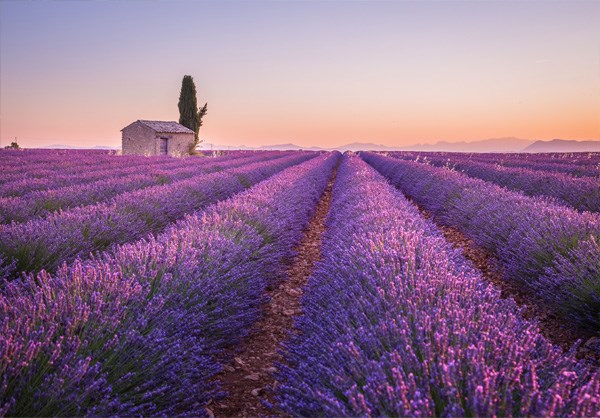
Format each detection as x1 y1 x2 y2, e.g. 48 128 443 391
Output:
159 138 168 155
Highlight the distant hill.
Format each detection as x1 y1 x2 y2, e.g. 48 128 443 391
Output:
523 139 600 152
255 142 406 151
40 144 119 150
235 138 536 152
332 142 402 152
198 142 326 151
195 138 600 152
258 143 324 151
33 138 600 153
406 137 534 152
197 142 256 151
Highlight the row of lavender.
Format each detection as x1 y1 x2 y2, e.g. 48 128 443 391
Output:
0 151 163 184
0 152 339 416
0 152 287 224
0 149 247 179
278 154 599 416
467 153 600 178
0 149 116 172
0 156 196 197
387 152 600 213
0 151 254 197
390 151 600 177
470 151 600 174
0 152 315 278
0 148 113 157
361 152 600 331
0 148 243 165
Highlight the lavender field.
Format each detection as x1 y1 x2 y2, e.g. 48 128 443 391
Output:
1 149 599 417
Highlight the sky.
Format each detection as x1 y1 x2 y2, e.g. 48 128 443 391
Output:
1 0 599 149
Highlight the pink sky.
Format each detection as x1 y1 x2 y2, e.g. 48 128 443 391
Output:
1 1 599 149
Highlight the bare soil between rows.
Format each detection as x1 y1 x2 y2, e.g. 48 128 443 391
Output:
205 163 596 417
208 164 338 418
415 204 599 365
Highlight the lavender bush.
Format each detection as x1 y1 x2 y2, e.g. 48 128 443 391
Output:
0 153 176 192
0 152 315 278
389 151 600 178
0 152 339 416
278 154 600 417
0 151 252 198
468 152 600 177
0 149 122 179
0 151 285 223
362 152 600 330
390 153 600 213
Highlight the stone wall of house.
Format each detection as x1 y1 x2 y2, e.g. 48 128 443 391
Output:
166 132 195 156
122 122 194 156
122 123 157 156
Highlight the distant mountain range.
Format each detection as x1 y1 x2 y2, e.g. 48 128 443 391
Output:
38 138 600 153
40 144 119 150
287 138 600 152
200 138 532 152
206 138 599 153
523 139 600 153
244 142 402 152
405 137 535 152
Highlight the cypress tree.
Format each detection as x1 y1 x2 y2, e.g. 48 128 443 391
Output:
198 102 208 129
178 75 200 139
178 75 208 154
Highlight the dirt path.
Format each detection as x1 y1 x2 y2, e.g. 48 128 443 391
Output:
209 165 338 418
416 205 599 364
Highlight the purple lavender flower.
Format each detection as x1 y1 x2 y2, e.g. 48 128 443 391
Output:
0 152 340 415
277 154 600 417
0 151 315 277
362 151 600 330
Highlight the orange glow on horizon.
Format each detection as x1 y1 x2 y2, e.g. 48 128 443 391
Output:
1 1 599 149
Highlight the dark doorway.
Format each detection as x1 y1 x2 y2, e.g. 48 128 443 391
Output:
160 137 168 155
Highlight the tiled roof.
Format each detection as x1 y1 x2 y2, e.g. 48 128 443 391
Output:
135 120 194 134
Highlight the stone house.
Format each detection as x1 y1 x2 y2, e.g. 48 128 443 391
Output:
121 120 195 156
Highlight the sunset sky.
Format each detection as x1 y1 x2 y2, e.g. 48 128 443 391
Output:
1 0 599 149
